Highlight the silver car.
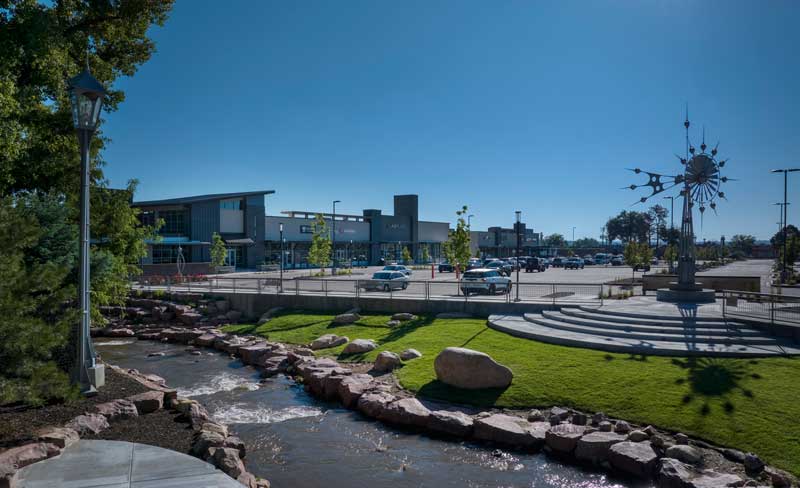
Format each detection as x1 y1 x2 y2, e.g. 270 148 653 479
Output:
460 269 512 295
361 271 409 291
382 264 412 276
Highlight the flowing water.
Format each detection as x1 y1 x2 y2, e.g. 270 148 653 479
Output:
97 339 652 488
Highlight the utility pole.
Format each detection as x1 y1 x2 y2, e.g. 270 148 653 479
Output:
771 169 800 282
332 200 340 275
515 211 521 302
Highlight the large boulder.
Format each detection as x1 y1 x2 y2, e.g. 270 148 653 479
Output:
428 410 474 437
126 390 164 414
400 349 422 361
665 445 703 465
332 313 360 325
373 351 401 372
0 442 60 469
65 413 109 435
337 374 375 408
658 458 742 488
310 334 348 350
545 423 587 454
608 441 658 478
342 339 377 355
239 344 271 365
257 307 283 325
575 431 626 464
212 447 246 479
36 427 79 449
357 391 396 419
93 399 138 421
434 347 513 390
380 398 431 427
472 414 547 449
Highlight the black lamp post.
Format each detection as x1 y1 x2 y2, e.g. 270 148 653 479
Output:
68 66 107 394
279 222 284 291
771 169 800 282
515 211 521 302
720 235 725 265
332 200 340 275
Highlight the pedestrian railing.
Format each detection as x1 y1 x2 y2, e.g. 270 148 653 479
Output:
721 289 800 326
132 276 606 305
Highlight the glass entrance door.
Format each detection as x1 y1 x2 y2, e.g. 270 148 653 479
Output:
226 248 237 267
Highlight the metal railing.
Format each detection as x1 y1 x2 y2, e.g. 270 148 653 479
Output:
721 290 800 326
133 275 606 305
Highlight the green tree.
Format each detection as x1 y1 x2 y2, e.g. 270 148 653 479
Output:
623 241 643 280
0 1 173 403
573 237 601 249
307 214 332 273
730 234 756 257
210 232 227 268
606 211 651 243
402 246 412 264
420 244 430 263
442 206 472 275
544 233 567 248
664 244 678 272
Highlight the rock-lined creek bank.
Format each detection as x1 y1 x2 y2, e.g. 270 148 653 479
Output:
97 338 648 488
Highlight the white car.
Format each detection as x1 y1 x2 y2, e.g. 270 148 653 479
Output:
460 268 512 295
361 271 409 291
382 264 412 276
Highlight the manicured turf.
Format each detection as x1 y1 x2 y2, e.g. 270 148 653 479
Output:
224 311 800 475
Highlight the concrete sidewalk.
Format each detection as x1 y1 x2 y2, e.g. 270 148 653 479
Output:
16 440 241 488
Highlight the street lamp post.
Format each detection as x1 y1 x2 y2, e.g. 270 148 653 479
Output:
279 223 284 291
663 195 676 272
515 211 521 302
720 235 725 265
572 226 576 246
331 200 340 275
771 169 800 282
467 214 474 229
68 66 107 394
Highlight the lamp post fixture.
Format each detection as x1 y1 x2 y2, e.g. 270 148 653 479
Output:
515 211 521 302
331 200 340 275
467 214 474 229
279 223 284 292
720 235 725 265
68 65 107 394
771 169 800 283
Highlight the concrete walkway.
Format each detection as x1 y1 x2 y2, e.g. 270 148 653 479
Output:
16 440 241 488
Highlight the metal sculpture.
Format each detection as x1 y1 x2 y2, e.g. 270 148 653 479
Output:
626 109 732 301
176 245 186 277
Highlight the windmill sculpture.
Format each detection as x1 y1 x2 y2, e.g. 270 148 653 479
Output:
626 110 732 302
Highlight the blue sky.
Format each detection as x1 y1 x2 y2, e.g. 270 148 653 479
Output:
102 0 800 241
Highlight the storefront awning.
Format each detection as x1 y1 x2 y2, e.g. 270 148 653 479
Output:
224 237 255 245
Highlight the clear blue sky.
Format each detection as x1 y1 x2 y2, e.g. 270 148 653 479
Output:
102 0 800 241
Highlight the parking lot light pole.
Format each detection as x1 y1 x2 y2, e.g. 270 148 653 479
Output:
332 200 340 275
515 211 521 302
771 169 800 282
279 223 284 291
68 65 107 394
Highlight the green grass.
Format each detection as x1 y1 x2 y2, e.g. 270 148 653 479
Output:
224 311 800 475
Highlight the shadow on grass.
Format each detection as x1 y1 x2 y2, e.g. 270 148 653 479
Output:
671 357 759 416
460 328 489 348
417 379 506 408
377 316 436 345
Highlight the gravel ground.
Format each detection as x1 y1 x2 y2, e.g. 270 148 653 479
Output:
81 408 194 454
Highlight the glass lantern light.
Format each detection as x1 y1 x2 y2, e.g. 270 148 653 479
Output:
67 69 107 131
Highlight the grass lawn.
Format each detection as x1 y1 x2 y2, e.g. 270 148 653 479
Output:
224 311 800 475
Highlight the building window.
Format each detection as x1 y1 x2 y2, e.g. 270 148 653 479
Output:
220 199 242 210
300 225 313 234
160 210 186 235
139 210 155 227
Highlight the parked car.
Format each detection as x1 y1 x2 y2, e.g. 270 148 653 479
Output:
438 261 454 273
382 264 412 276
610 256 624 266
633 263 651 272
485 260 512 276
467 258 483 270
565 257 585 269
551 257 566 267
540 258 551 268
594 253 610 265
460 269 512 295
361 271 409 291
582 255 595 265
651 257 659 265
525 257 547 272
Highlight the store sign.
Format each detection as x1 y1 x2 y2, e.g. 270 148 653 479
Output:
386 223 406 230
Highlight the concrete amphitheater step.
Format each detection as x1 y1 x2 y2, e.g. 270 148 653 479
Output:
487 314 800 357
526 313 782 345
543 310 764 336
564 307 745 328
577 304 730 322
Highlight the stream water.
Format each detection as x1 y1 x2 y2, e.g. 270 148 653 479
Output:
96 338 652 488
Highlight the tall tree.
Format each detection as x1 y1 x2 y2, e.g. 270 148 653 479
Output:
544 233 567 248
729 234 756 257
210 232 227 268
648 204 668 245
573 237 601 248
442 206 472 275
605 210 651 243
307 214 332 273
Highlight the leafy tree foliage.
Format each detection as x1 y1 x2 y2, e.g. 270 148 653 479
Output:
442 206 472 273
544 233 566 248
402 246 412 265
0 0 174 403
573 237 601 248
729 234 756 257
308 214 331 272
210 232 227 268
420 244 430 263
605 210 651 243
623 241 652 279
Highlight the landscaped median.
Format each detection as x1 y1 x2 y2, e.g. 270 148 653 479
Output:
223 310 800 478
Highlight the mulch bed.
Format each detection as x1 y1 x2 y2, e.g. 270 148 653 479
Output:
1 365 195 454
81 409 195 454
